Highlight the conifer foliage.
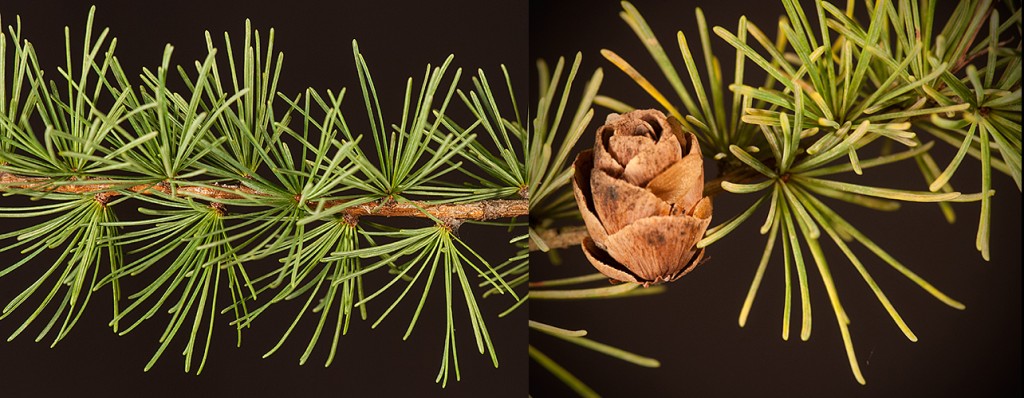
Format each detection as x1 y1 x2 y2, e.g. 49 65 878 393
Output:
0 7 527 385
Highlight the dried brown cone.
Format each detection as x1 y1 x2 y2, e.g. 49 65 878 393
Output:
571 109 712 286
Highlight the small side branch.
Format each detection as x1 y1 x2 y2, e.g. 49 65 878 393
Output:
530 225 589 252
0 172 528 221
530 169 759 251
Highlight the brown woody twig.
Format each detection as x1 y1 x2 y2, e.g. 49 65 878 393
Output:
530 168 762 251
0 172 528 221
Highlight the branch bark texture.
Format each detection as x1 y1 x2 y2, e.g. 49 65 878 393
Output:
0 172 528 221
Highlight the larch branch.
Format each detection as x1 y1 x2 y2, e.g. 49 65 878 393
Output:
0 172 528 221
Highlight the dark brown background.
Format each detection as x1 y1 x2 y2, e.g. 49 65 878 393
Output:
530 0 1022 396
0 0 527 396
